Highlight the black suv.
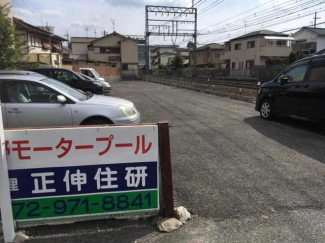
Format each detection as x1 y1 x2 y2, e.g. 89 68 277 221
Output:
31 68 110 95
256 54 325 120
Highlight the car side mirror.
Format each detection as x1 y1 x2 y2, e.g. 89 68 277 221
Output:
280 76 290 85
57 95 67 104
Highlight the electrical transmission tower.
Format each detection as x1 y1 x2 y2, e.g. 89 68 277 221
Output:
145 5 198 74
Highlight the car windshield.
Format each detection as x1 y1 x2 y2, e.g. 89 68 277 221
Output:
78 72 93 81
70 70 88 81
41 78 88 101
91 69 101 78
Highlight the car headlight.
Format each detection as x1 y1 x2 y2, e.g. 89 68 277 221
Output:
118 106 136 117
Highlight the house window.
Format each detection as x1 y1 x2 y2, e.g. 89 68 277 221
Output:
215 53 220 58
247 41 255 49
100 47 107 53
239 62 244 69
246 60 254 68
235 43 242 50
98 47 121 54
276 40 287 46
30 36 42 47
267 40 288 46
232 62 236 69
122 64 128 70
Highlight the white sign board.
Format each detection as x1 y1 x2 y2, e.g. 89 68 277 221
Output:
4 125 159 221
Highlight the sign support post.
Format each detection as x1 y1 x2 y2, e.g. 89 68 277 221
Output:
0 102 16 243
158 122 174 217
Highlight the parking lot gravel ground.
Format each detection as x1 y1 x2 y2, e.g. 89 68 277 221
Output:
13 81 325 243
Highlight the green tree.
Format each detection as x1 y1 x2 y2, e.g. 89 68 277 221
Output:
288 51 308 64
0 4 24 69
171 54 183 69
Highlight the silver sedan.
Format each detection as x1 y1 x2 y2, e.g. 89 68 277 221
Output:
0 75 140 128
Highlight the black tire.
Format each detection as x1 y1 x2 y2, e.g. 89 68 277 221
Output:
81 117 113 125
260 99 274 120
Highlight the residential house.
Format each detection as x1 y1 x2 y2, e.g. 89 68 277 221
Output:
150 45 190 69
87 32 138 77
151 45 179 69
189 43 224 68
221 30 293 69
292 27 325 54
70 37 97 65
14 18 66 67
69 32 139 77
62 46 72 65
167 48 190 67
1 0 12 18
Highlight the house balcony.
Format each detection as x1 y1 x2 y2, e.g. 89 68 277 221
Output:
292 42 316 54
220 51 231 61
259 46 292 57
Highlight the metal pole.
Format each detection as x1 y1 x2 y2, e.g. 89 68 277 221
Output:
193 8 197 76
314 12 317 28
145 6 150 73
49 34 52 67
0 102 16 243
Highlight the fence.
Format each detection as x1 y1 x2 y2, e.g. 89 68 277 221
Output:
144 74 260 103
147 65 287 82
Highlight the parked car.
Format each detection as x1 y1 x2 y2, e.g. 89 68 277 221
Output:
255 54 325 120
80 68 105 82
0 74 140 128
78 72 111 93
31 68 111 95
0 70 45 77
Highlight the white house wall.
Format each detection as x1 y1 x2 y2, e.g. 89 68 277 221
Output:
293 29 318 42
94 35 124 46
316 37 325 51
72 43 89 55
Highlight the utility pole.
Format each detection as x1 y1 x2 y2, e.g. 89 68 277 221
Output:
110 19 116 31
85 26 89 37
314 12 321 28
64 31 69 43
145 6 150 72
193 7 197 76
102 30 107 36
46 22 53 67
192 0 194 7
94 29 97 37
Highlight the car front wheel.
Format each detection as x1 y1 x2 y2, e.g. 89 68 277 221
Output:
260 99 273 120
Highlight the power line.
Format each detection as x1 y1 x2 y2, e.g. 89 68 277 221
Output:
200 8 325 44
201 0 312 34
199 0 283 32
19 0 43 24
177 0 324 46
201 0 324 36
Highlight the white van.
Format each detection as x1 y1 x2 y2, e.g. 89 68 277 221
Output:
80 68 106 82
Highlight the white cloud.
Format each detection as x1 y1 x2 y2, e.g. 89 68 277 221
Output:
105 0 188 8
40 9 63 17
12 7 34 18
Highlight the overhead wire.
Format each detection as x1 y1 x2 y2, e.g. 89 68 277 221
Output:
19 0 43 24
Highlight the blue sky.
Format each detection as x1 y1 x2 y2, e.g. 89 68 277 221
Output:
12 0 325 46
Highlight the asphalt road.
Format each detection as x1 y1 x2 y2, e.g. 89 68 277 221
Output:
18 81 325 243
